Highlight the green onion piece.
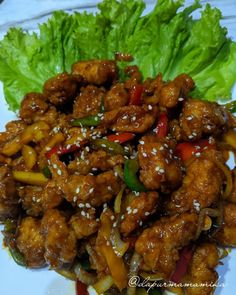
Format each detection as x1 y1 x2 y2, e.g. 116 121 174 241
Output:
149 289 162 295
91 139 128 156
71 115 101 127
224 101 236 113
42 166 52 178
124 159 147 192
9 246 27 267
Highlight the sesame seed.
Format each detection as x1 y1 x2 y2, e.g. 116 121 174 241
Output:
195 152 201 157
53 164 57 169
57 169 62 176
144 212 150 216
139 140 145 145
148 105 153 110
139 221 143 226
81 211 86 217
89 188 94 194
85 203 91 208
178 97 184 101
78 203 85 208
108 186 112 191
133 209 138 214
76 187 80 194
73 196 77 202
186 116 193 121
143 152 147 157
122 115 128 120
111 215 115 220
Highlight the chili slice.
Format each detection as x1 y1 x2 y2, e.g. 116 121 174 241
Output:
107 133 135 144
129 84 143 105
171 245 194 283
156 112 168 139
76 280 89 295
175 139 215 162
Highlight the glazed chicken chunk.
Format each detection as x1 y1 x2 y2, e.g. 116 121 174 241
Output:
135 212 198 278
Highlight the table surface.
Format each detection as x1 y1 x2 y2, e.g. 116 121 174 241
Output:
0 1 236 295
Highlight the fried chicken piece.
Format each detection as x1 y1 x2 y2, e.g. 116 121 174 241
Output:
70 207 100 239
63 171 121 207
86 238 108 278
68 150 124 174
167 150 224 214
73 85 106 118
20 92 48 123
225 168 236 203
16 217 46 268
0 165 19 221
180 99 225 141
214 202 236 247
0 120 26 147
72 60 118 85
41 209 77 268
143 74 194 108
103 105 158 133
138 136 182 191
104 83 129 111
34 106 59 127
120 192 159 236
43 73 78 106
18 181 63 217
183 243 219 295
135 212 198 279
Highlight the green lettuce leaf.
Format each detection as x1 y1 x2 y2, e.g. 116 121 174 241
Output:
0 0 236 111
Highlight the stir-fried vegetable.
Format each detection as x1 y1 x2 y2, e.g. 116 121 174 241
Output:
3 220 27 267
175 139 214 162
71 115 102 127
91 139 128 156
76 280 89 295
156 113 168 139
92 275 114 294
114 185 126 214
99 213 128 290
42 166 52 179
171 245 194 284
12 171 48 186
124 159 147 192
129 84 143 105
107 133 135 144
22 145 37 170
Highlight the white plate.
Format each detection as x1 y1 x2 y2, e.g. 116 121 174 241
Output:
0 1 236 295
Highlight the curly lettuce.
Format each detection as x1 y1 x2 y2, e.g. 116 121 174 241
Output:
0 0 236 111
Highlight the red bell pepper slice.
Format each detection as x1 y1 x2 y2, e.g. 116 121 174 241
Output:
175 139 215 162
129 84 143 105
46 142 86 159
76 280 89 295
107 132 135 144
156 112 168 139
171 245 194 283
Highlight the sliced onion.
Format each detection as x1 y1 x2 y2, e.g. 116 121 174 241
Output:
195 208 221 240
139 271 163 281
127 252 142 295
114 184 126 214
74 263 97 285
110 226 129 257
114 165 124 180
92 275 113 294
214 160 233 198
